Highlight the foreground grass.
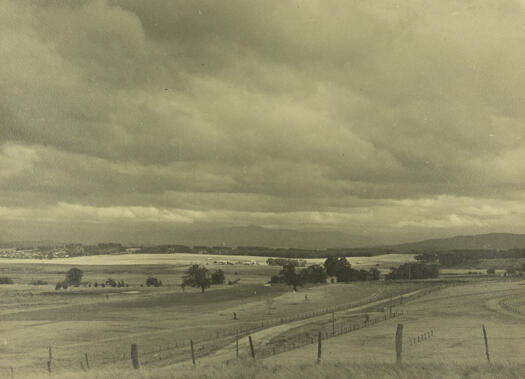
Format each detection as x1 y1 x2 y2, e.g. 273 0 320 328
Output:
21 361 525 379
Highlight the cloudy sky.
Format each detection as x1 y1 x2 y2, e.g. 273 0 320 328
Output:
2 0 525 246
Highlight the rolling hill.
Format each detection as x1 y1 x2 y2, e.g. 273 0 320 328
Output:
387 233 525 252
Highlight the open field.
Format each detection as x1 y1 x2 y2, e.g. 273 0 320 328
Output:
0 253 422 378
267 280 525 365
2 253 523 378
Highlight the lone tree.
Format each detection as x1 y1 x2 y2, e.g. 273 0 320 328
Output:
211 269 226 285
65 268 83 287
281 262 303 291
182 265 211 292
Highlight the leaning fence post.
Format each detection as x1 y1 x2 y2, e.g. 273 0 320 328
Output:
84 353 90 369
395 324 404 364
249 335 255 359
131 343 140 369
482 325 490 362
317 331 322 364
190 339 196 366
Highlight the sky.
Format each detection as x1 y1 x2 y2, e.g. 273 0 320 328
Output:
2 0 525 246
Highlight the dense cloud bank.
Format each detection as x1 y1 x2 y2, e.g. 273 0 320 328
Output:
2 0 525 244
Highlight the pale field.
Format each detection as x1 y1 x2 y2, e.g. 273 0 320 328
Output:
0 252 416 268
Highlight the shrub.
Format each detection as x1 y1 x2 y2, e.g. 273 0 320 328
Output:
146 277 162 287
105 278 117 287
211 269 226 285
94 282 98 288
62 281 68 290
55 281 63 290
0 277 14 284
30 279 48 285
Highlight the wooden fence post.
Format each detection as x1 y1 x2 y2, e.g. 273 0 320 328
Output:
131 344 140 369
10 367 14 379
332 312 335 336
84 353 90 369
482 325 490 362
317 331 322 364
236 330 239 359
190 339 196 366
395 324 404 364
249 335 255 359
47 346 52 374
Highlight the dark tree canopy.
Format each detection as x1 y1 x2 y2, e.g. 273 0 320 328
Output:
65 267 83 286
281 262 303 291
182 265 211 292
299 264 327 283
146 277 162 287
211 269 225 285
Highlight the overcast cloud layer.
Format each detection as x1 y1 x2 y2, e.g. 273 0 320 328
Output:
2 0 525 245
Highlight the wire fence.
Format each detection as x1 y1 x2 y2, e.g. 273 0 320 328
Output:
500 296 522 314
1 281 462 376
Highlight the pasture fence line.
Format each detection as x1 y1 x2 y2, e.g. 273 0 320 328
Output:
225 310 405 364
500 296 521 314
154 281 448 354
3 281 461 375
408 329 433 346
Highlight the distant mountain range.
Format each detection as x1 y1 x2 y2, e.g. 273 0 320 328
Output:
168 225 372 249
169 229 525 251
387 233 525 252
4 229 525 252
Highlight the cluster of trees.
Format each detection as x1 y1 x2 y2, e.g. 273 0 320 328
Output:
134 244 395 259
385 263 439 280
270 257 382 290
266 258 307 267
55 267 83 290
181 265 228 292
269 263 328 290
324 257 380 282
415 249 525 268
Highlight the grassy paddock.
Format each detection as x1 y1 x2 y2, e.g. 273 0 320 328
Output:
16 360 525 379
